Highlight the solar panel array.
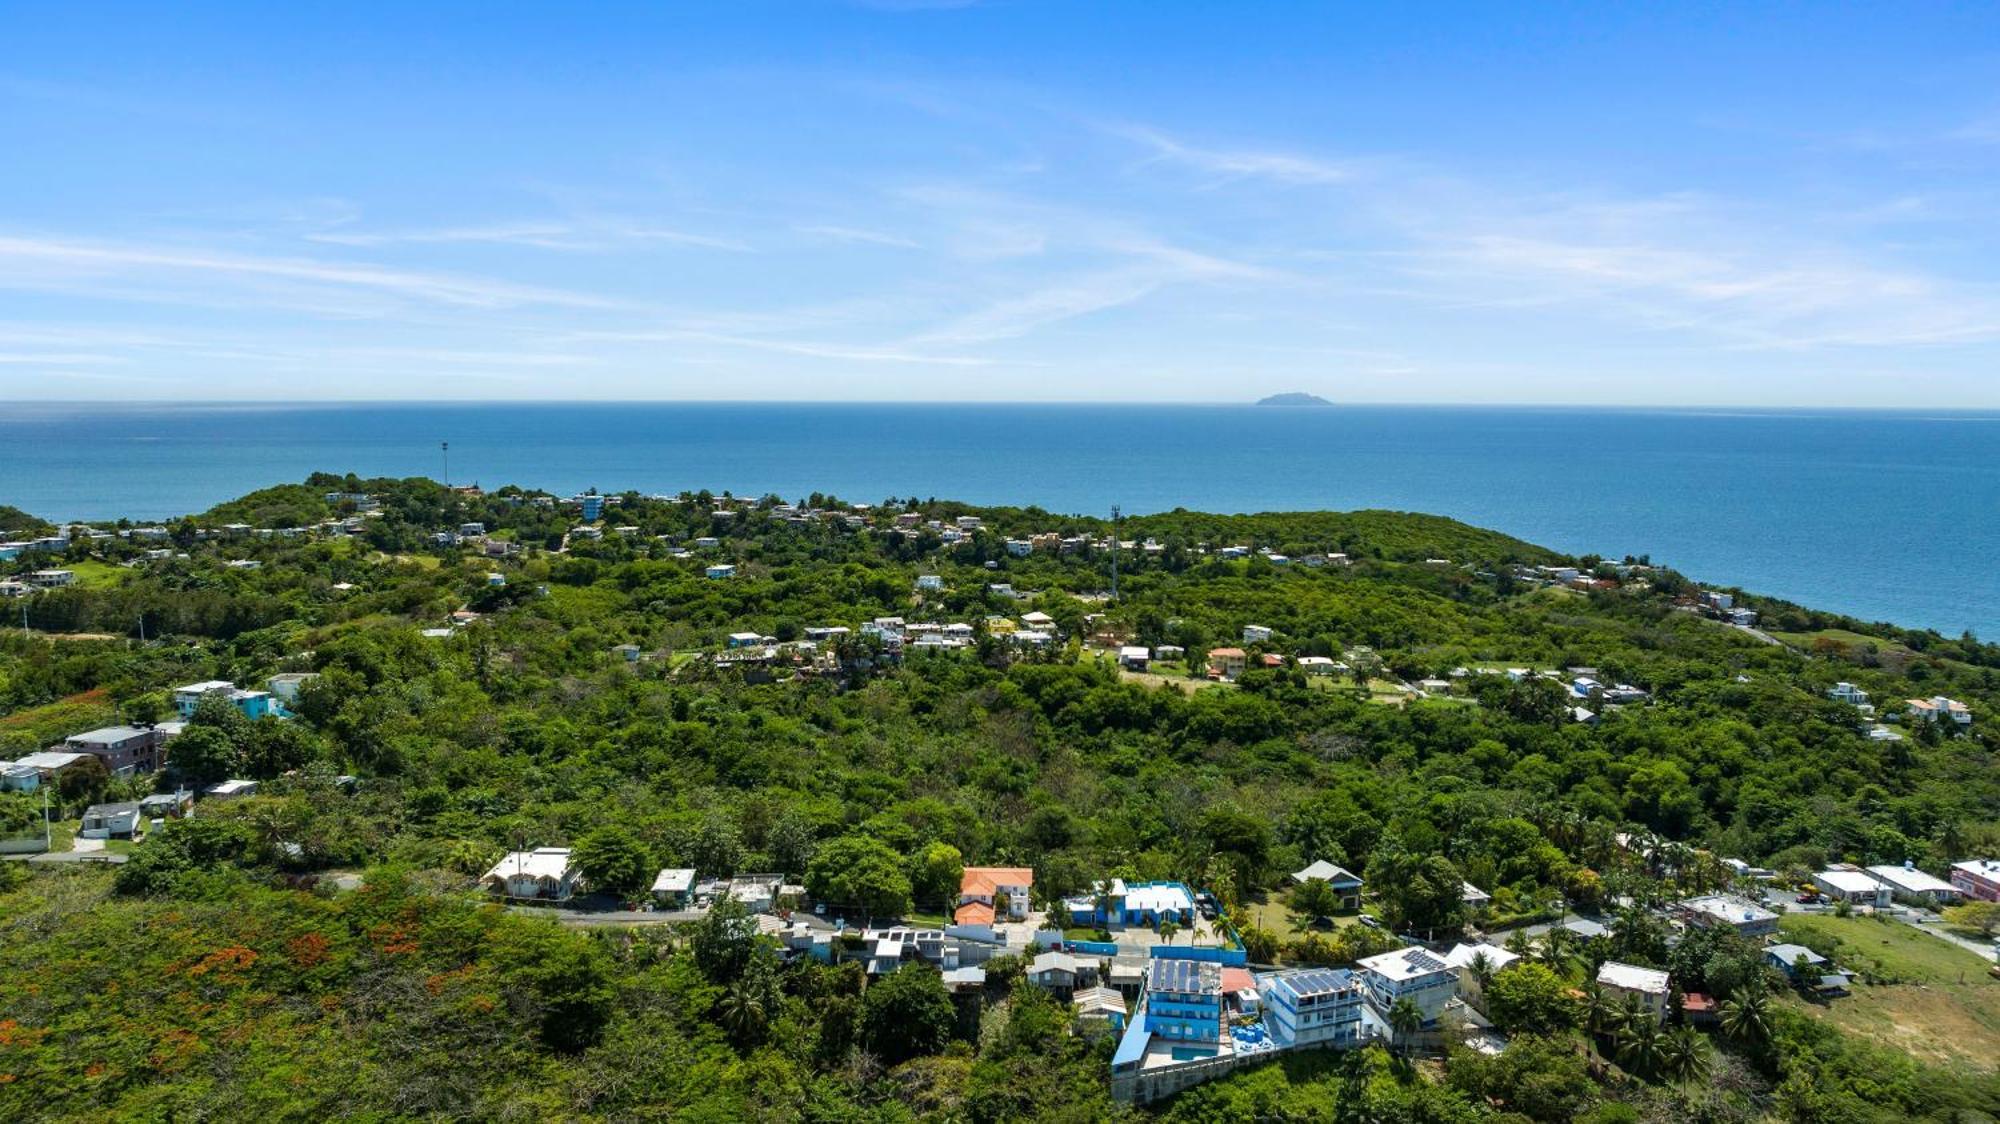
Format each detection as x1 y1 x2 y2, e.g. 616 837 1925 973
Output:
1402 949 1447 973
1276 968 1355 999
1149 958 1220 994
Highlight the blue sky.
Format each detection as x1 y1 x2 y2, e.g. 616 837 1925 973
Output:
3 2 2000 404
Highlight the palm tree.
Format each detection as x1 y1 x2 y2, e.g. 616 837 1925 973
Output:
717 978 768 1046
1613 998 1665 1077
1387 996 1425 1057
1719 986 1771 1047
1539 925 1577 974
1505 928 1534 958
1158 919 1180 945
1660 1026 1710 1083
1467 949 1496 995
1584 985 1622 1047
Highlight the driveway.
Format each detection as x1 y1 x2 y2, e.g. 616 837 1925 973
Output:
1895 914 1998 962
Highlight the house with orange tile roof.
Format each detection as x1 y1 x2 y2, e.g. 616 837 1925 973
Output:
1206 647 1246 680
959 865 1034 924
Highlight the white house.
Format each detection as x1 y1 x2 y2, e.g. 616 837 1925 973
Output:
916 574 944 591
1259 967 1368 1048
1827 682 1870 706
1815 868 1891 907
79 802 145 840
1905 696 1972 726
1863 864 1963 907
1357 947 1459 1027
650 868 697 908
1242 624 1274 644
1118 646 1151 671
1596 961 1671 1022
483 848 583 901
1443 943 1519 1007
1675 894 1779 937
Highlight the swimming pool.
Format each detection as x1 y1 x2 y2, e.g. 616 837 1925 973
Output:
1170 1046 1217 1062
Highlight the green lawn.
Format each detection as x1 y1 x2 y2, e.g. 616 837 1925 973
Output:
1779 913 1992 985
1244 892 1362 942
63 559 131 590
1777 913 2000 1071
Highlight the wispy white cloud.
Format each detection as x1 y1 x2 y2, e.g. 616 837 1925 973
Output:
0 351 126 365
1108 123 1363 186
793 223 921 249
574 327 994 366
306 220 749 253
0 234 628 310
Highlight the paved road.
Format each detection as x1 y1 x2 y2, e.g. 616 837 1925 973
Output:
2 850 130 865
1897 914 1999 962
503 903 705 926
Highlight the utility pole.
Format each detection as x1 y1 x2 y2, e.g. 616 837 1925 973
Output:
136 613 146 644
441 441 450 489
1110 504 1120 601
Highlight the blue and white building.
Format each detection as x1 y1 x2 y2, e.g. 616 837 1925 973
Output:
1259 968 1366 1049
1064 879 1197 929
1143 956 1225 1043
1356 946 1460 1027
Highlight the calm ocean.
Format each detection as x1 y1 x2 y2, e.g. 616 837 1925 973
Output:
1 402 1995 637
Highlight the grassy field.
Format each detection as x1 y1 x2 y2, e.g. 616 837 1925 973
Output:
1244 891 1364 942
61 559 131 590
1778 913 2000 1070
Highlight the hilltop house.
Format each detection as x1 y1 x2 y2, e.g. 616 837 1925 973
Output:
1948 859 2000 903
1905 696 1972 726
1206 648 1247 681
1596 961 1671 1022
1291 860 1364 911
62 726 168 776
957 866 1033 927
651 868 697 908
1143 955 1225 1044
1357 947 1459 1027
1259 967 1367 1049
1815 868 1891 907
483 848 582 901
1065 880 1197 929
173 680 281 721
1674 893 1779 938
79 802 145 840
1864 864 1963 907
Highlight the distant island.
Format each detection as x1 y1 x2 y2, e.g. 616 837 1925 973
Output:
1255 392 1333 406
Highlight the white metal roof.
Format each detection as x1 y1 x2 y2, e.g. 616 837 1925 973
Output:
485 847 575 883
1358 947 1453 983
1815 869 1882 894
1864 865 1957 894
1596 961 1670 995
651 868 696 893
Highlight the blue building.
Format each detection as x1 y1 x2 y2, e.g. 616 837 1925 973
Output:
172 681 284 721
1143 955 1224 1043
580 495 604 522
1260 968 1366 1049
1065 879 1197 928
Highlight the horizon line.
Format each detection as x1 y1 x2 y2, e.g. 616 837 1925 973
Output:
6 398 2000 414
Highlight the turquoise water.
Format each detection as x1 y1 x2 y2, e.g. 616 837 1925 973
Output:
1171 1046 1217 1062
1 401 1995 636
